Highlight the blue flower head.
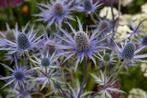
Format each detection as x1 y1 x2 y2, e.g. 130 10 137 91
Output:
17 33 30 50
6 81 40 98
56 18 108 70
32 51 60 72
36 0 74 27
98 19 112 34
121 42 135 60
76 0 101 14
0 24 42 57
40 52 59 69
115 41 147 66
0 64 30 89
35 67 61 90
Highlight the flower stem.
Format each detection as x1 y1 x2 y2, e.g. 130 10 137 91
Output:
77 56 88 98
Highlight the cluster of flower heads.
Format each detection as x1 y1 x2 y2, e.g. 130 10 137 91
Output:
0 0 147 98
36 0 102 27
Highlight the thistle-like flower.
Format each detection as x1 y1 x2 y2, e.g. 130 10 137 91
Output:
121 42 135 60
6 81 40 98
91 71 123 98
33 52 59 71
76 0 101 14
0 24 42 57
0 64 30 89
98 19 112 34
31 51 60 90
115 42 147 65
97 50 116 68
36 0 74 27
56 18 109 70
35 68 61 90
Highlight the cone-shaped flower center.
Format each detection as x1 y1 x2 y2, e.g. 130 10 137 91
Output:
98 20 111 33
84 0 92 12
142 36 147 46
54 3 64 16
17 33 30 50
14 71 25 80
103 53 110 61
41 57 50 67
121 42 135 60
75 32 90 52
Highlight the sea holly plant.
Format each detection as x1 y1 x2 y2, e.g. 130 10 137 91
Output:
56 18 110 71
0 24 43 62
0 0 147 98
114 41 147 67
36 0 74 27
91 71 124 98
0 63 31 89
76 0 101 14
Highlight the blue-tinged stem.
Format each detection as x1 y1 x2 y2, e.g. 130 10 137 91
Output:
77 56 88 98
129 19 147 38
110 1 116 41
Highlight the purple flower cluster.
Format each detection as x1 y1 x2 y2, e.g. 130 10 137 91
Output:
0 0 147 98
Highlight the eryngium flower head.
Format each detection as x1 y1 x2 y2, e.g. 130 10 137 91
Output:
121 42 135 60
13 69 25 80
36 0 73 27
92 71 123 98
141 36 147 46
35 68 61 90
0 64 30 89
33 52 59 71
115 41 147 65
41 57 50 67
0 24 42 56
6 81 40 98
98 20 112 33
75 31 90 52
76 0 101 14
17 33 30 50
56 18 108 70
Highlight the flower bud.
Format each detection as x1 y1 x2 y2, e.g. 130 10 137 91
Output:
17 33 30 50
121 42 135 60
